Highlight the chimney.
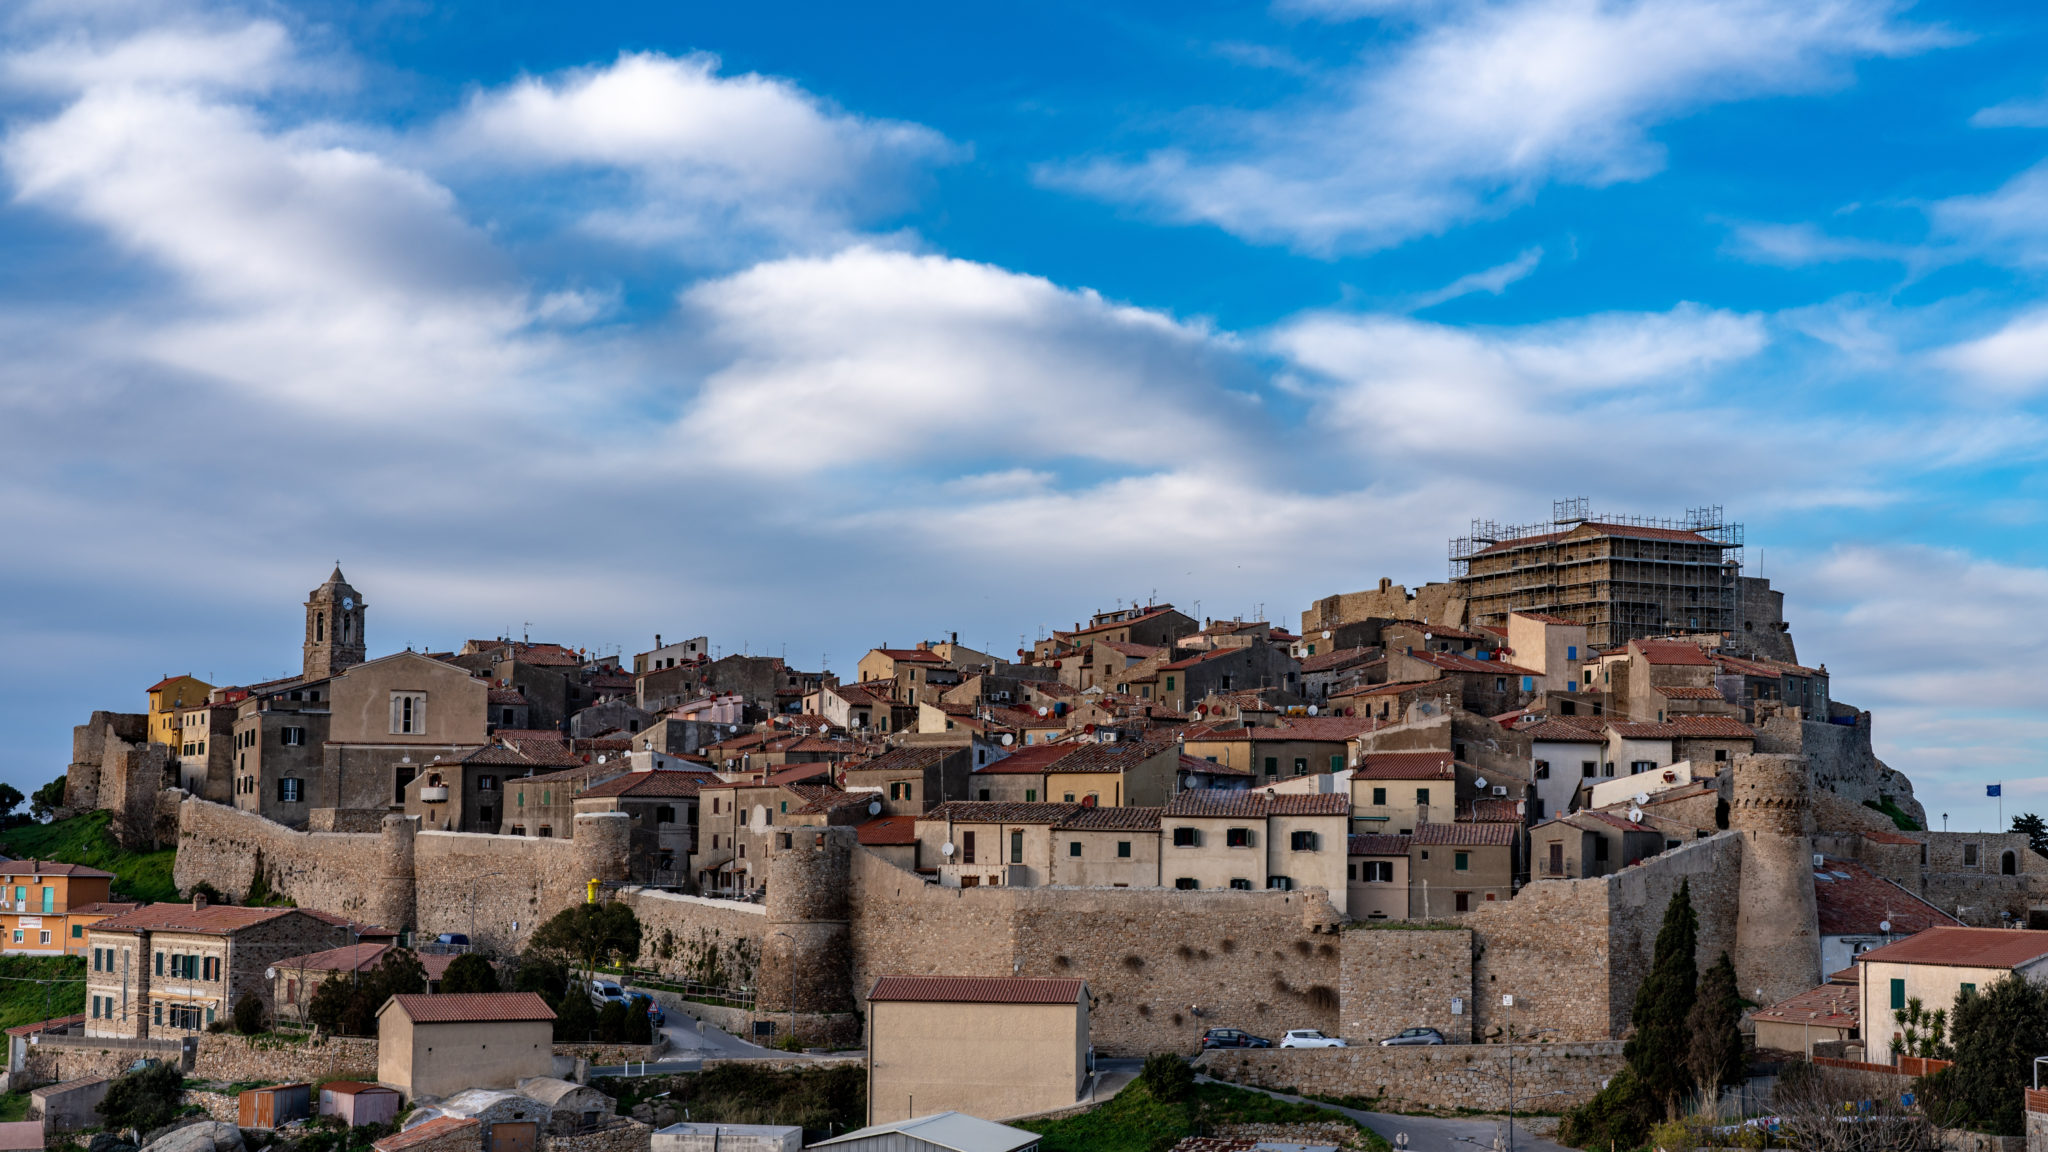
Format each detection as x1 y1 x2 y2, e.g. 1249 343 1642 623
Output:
193 890 208 910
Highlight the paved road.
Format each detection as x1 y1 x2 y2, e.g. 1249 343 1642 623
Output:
1203 1078 1574 1152
592 1010 856 1077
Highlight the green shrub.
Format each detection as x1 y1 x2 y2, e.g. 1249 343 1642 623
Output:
1557 1068 1657 1150
234 991 266 1034
440 954 499 995
98 1060 184 1134
1136 1054 1193 1103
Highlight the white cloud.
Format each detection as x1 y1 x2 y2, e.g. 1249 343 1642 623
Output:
1929 160 2048 268
1723 221 1914 267
1050 0 1943 253
1971 87 2048 128
1412 246 1543 308
1933 308 2048 395
676 245 1255 473
437 51 955 255
2 19 303 94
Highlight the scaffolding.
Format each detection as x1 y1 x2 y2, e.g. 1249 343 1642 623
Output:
1450 497 1745 648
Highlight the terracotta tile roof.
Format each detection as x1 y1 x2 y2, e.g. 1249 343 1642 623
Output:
1387 621 1493 642
88 903 300 935
1856 927 2048 970
1099 640 1165 659
843 746 952 776
1065 606 1181 638
272 942 392 974
1607 721 1683 739
1751 981 1859 1030
1354 752 1455 780
1632 640 1715 666
1468 798 1523 823
486 689 527 706
1163 789 1350 818
856 814 918 846
763 762 835 787
5 1014 83 1038
1054 806 1162 831
873 648 946 664
1413 822 1518 847
384 992 555 1023
1399 649 1539 677
1670 716 1756 738
69 902 140 917
1519 721 1607 743
1658 685 1725 700
1299 646 1379 673
376 1117 480 1152
575 769 720 799
0 861 114 878
790 789 870 816
1160 648 1245 671
972 738 1170 776
1349 834 1411 856
1178 754 1251 777
1813 857 1960 937
147 675 202 692
921 801 1085 825
1509 612 1582 627
868 975 1085 1004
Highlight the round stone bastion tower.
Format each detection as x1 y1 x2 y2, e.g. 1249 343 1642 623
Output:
372 814 418 935
1730 752 1822 1006
573 810 633 893
759 825 860 1047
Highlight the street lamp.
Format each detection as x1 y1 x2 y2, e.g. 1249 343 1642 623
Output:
773 930 796 1048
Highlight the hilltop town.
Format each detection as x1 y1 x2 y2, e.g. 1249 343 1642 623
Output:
23 503 2048 1149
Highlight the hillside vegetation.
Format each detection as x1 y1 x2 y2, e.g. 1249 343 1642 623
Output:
0 811 178 903
0 955 86 1031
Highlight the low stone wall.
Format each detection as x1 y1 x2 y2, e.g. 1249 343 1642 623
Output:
553 1041 666 1065
541 1118 651 1152
191 1033 380 1084
1196 1042 1624 1113
184 1090 240 1123
24 1035 188 1084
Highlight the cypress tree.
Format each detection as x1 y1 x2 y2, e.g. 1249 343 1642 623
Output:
1624 879 1698 1115
1685 951 1746 1101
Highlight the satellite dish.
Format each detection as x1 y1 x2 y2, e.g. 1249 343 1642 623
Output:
1633 792 1650 806
941 842 956 857
1307 705 1318 717
1037 707 1049 717
1879 920 1892 934
1322 631 1332 640
868 800 882 816
1628 807 1644 822
1474 776 1489 790
1001 734 1014 746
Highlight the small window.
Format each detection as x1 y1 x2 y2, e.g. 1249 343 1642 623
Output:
1454 851 1469 871
1534 760 1550 779
1582 761 1596 778
1229 878 1252 890
963 830 977 864
1455 891 1470 912
1416 788 1430 806
1567 645 1577 660
1069 841 1081 857
1372 787 1387 805
1962 983 1977 996
1890 978 1906 1010
1011 831 1024 864
1290 830 1319 851
1024 789 1037 802
1363 861 1393 883
1266 876 1293 891
1173 827 1200 847
1063 793 1075 803
1175 877 1198 890
278 778 302 803
1964 844 1980 867
1263 757 1278 777
1330 754 1344 773
477 775 497 792
1117 841 1131 858
1226 827 1251 848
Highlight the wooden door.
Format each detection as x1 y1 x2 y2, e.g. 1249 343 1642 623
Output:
491 1121 538 1152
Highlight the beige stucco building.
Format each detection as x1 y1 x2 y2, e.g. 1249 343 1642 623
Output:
1160 790 1350 914
866 976 1087 1124
377 992 556 1102
1857 927 2048 1060
86 901 361 1038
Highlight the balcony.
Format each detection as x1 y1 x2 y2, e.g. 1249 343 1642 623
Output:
419 786 449 802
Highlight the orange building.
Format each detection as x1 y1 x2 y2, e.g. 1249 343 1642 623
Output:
0 863 128 955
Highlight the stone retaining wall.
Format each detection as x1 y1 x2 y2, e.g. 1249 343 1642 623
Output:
540 1118 651 1152
184 1090 240 1123
1196 1042 1624 1113
553 1041 665 1065
191 1034 381 1084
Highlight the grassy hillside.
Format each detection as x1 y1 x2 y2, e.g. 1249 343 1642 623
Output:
1024 1077 1382 1152
0 812 178 903
0 955 86 1031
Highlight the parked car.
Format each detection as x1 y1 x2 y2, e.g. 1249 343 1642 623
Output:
1279 1029 1347 1048
1380 1027 1446 1046
630 992 665 1027
589 979 629 1007
1199 1027 1273 1050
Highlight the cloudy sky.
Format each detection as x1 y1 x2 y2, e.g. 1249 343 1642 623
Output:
2 0 2042 829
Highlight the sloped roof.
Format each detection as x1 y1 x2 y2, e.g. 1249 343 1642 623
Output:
1813 857 1961 938
1055 806 1162 831
1751 981 1858 1030
576 769 719 799
868 976 1084 1004
811 1111 1040 1152
1353 752 1455 780
1670 716 1756 738
856 815 918 846
1413 822 1518 847
89 903 299 935
1856 927 2048 970
383 992 555 1023
1349 834 1411 856
1519 721 1607 743
1163 789 1350 818
920 801 1085 825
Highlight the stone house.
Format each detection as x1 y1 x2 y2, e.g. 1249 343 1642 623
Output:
1857 927 2048 1058
1347 833 1410 921
486 689 533 734
323 650 491 815
85 901 358 1038
229 675 333 826
855 814 919 871
1751 976 1859 1057
1504 612 1589 696
865 975 1088 1124
1154 642 1301 713
1033 605 1198 662
633 635 709 675
1383 648 1538 717
1381 622 1499 660
1531 811 1661 881
842 745 974 816
403 731 584 834
1409 822 1519 917
1159 789 1351 913
175 695 244 804
628 713 745 758
376 992 556 1101
497 760 625 839
1297 647 1383 704
693 765 843 895
913 802 1164 888
1519 720 1606 822
572 768 720 881
270 942 463 1024
1813 856 1960 978
1181 716 1378 784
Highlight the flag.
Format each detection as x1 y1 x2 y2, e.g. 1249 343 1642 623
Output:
1988 784 2003 797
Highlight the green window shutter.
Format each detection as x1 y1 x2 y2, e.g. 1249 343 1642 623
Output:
1025 790 1036 802
1330 755 1343 772
1455 852 1469 871
1264 757 1278 775
1890 978 1905 1009
1166 676 1175 690
155 951 163 976
1962 983 1976 996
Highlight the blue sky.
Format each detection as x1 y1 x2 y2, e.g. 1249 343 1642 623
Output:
1 0 2044 830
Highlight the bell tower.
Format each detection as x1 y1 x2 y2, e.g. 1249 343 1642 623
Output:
304 565 367 681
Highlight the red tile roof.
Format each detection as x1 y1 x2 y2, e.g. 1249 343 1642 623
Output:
873 648 946 664
1519 721 1607 743
1055 806 1162 831
1178 754 1251 777
5 1014 83 1038
1670 716 1756 738
375 1117 480 1152
1751 981 1858 1030
1298 647 1379 674
1162 789 1350 818
1813 857 1960 937
1862 831 1924 847
921 801 1088 825
1856 927 2048 970
89 903 301 935
69 902 140 917
1658 685 1725 700
1353 752 1455 780
1398 649 1539 677
1468 798 1523 823
1065 607 1182 638
384 992 555 1023
1349 834 1412 856
1160 648 1242 671
843 746 952 776
486 689 527 706
1633 641 1714 667
576 769 720 799
868 976 1085 1004
856 815 918 846
1413 822 1518 847
972 738 1171 776
0 861 113 878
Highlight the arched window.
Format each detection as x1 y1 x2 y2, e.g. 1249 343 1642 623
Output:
2004 850 2018 876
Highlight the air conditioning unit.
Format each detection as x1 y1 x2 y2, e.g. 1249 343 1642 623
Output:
1492 786 1508 796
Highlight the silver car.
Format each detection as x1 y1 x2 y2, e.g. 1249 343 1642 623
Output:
1380 1027 1446 1046
1279 1029 1348 1048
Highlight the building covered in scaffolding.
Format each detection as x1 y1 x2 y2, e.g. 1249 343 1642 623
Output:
1450 498 1744 648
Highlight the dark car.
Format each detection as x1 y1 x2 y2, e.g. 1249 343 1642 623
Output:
1199 1027 1273 1051
1380 1027 1446 1046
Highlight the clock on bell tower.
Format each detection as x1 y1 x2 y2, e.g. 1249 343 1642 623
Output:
304 565 367 680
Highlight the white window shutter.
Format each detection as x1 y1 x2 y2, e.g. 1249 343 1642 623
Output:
390 693 403 734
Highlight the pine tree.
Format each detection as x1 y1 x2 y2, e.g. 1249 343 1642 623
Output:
1684 951 1745 1104
1624 879 1698 1116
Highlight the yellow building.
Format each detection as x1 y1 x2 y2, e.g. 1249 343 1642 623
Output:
0 863 122 956
147 675 213 749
